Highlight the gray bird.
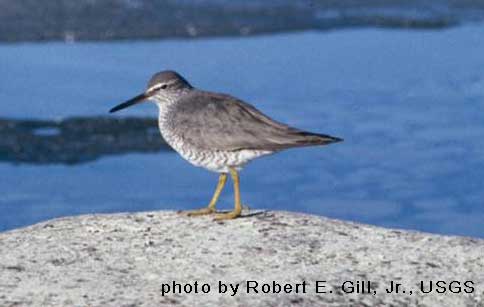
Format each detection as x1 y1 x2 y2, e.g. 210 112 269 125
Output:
110 71 342 220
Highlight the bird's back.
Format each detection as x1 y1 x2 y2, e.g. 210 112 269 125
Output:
163 90 341 153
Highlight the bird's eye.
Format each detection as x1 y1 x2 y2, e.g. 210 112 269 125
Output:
160 84 168 89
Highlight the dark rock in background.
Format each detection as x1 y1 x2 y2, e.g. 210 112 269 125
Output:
0 117 171 165
1 0 484 43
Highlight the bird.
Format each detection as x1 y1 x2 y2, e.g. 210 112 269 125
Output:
109 70 342 220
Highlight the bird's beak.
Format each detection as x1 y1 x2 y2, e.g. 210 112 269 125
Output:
109 92 149 113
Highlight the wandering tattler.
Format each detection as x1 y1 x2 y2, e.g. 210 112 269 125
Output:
109 71 342 220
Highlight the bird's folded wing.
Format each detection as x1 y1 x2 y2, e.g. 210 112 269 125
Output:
168 91 337 151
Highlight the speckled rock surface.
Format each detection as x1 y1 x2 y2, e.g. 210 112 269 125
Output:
0 211 483 307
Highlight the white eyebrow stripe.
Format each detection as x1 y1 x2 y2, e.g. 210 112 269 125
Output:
147 80 177 92
147 84 161 92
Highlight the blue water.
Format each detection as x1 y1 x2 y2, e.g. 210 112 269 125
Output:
1 25 484 237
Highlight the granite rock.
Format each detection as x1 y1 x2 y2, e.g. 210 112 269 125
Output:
0 211 483 306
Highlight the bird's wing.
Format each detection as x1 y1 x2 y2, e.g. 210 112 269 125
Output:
167 91 340 151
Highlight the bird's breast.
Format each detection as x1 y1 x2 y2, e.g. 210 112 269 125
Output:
157 113 271 172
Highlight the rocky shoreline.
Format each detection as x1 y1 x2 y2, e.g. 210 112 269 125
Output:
0 211 483 306
0 117 170 165
1 0 484 43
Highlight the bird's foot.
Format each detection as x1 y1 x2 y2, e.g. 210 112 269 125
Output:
214 209 242 221
179 207 216 216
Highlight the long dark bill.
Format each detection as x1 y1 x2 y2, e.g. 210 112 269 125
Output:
109 93 149 113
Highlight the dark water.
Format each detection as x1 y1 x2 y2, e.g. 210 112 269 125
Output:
1 25 484 237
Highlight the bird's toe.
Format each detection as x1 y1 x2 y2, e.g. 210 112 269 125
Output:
180 207 216 217
213 210 241 221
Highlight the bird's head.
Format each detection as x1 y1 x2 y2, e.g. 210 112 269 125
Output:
109 70 192 113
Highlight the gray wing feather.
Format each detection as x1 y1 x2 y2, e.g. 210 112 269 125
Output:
167 91 340 151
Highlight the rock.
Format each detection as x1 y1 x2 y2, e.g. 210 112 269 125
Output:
0 211 483 306
2 0 482 43
0 117 170 165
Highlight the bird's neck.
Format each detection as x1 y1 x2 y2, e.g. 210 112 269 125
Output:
155 90 189 127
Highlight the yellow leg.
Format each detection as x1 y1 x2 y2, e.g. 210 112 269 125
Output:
182 173 227 216
214 168 242 220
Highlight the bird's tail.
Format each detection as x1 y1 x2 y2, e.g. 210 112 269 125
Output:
293 131 343 147
256 131 343 151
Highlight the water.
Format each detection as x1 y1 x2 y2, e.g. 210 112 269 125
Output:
1 25 484 237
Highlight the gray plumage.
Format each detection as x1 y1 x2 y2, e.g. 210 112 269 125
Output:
147 71 192 91
110 70 342 173
167 90 340 152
